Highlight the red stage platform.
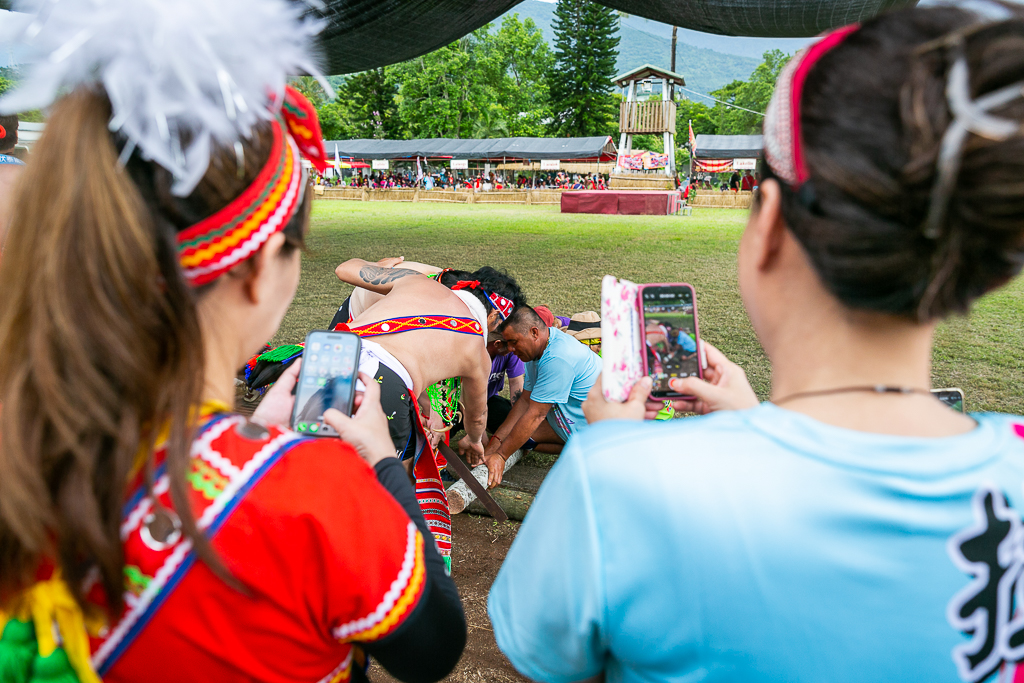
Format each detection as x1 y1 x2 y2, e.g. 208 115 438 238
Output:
560 190 681 215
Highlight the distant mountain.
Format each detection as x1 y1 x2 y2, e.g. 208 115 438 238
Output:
498 0 809 97
616 13 811 62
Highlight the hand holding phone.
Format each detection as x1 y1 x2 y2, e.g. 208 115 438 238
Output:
639 283 704 398
642 340 758 417
322 372 397 467
291 330 361 436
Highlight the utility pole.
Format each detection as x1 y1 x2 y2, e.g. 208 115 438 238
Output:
670 26 678 100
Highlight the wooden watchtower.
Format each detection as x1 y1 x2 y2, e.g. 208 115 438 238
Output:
611 64 684 190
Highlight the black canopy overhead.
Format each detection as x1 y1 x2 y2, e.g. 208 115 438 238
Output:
326 136 618 162
694 134 764 159
312 0 918 75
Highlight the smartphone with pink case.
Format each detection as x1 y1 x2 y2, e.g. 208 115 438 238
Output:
600 275 644 402
637 283 704 398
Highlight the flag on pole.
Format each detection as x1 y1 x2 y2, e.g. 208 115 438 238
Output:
333 143 341 176
688 120 697 156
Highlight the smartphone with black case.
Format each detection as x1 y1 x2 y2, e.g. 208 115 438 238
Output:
291 330 361 436
638 283 704 399
932 387 966 413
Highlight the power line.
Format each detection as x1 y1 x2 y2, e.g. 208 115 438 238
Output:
677 86 765 117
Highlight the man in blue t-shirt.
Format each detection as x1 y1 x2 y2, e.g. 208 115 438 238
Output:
474 305 600 488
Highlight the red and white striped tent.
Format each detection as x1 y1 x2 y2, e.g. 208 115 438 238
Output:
692 134 763 175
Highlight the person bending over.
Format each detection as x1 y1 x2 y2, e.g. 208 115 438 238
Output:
468 305 600 488
333 258 522 561
489 8 1024 682
0 3 465 681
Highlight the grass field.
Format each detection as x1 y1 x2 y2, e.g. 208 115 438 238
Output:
278 201 1024 415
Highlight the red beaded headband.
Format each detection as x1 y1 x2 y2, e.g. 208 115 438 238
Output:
763 24 860 188
177 85 327 286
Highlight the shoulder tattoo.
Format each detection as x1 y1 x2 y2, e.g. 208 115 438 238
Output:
358 265 421 285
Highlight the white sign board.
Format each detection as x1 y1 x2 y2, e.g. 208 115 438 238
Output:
733 158 757 170
371 159 389 170
450 159 469 169
540 159 561 170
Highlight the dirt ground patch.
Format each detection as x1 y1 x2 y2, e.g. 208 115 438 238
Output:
370 513 528 683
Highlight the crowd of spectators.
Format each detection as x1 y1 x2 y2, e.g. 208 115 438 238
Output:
312 168 611 191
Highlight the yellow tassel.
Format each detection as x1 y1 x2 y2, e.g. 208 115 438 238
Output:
4 574 104 683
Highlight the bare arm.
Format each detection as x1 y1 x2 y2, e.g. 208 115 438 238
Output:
492 398 550 460
459 344 491 446
508 375 524 404
481 396 550 487
493 388 532 443
334 258 425 294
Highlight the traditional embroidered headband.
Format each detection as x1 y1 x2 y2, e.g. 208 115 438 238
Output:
177 85 326 286
763 24 861 189
487 292 514 320
451 280 514 321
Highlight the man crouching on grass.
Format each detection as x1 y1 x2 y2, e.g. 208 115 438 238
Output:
461 305 600 488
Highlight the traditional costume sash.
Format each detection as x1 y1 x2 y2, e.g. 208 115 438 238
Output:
90 413 304 675
410 393 452 567
334 315 484 337
332 321 454 566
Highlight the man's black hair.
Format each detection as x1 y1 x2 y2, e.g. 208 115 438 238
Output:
0 114 18 153
438 266 527 312
499 305 545 334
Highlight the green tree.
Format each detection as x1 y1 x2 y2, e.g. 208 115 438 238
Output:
473 107 510 138
708 49 787 135
547 0 620 137
333 68 403 139
0 75 13 98
392 30 491 138
289 76 329 109
480 15 553 137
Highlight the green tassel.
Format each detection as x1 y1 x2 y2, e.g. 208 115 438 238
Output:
258 344 303 363
31 647 80 683
0 619 36 683
443 555 452 576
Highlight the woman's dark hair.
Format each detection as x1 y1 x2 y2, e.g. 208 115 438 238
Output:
438 266 526 311
0 88 308 613
767 6 1024 321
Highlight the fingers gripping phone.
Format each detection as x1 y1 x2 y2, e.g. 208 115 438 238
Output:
638 283 704 399
291 330 361 435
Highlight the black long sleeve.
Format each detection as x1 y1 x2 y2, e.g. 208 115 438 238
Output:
364 457 466 683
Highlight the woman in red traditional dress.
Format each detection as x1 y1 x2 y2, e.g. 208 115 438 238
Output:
0 0 465 681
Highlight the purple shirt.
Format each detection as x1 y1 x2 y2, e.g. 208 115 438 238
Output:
488 352 525 398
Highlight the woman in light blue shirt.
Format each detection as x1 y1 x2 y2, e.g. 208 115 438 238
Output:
489 7 1024 683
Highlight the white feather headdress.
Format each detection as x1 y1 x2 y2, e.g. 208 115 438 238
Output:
0 0 332 195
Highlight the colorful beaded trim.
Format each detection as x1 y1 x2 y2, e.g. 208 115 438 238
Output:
334 315 484 338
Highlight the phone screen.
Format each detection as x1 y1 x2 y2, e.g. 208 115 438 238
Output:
932 388 965 413
641 285 700 395
292 331 361 436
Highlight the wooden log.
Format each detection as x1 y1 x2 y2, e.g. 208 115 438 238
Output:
446 449 521 514
466 486 534 522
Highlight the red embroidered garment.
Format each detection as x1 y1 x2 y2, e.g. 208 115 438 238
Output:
334 315 484 337
89 412 426 682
